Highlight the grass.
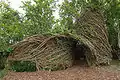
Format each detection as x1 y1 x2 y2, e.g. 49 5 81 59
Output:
0 69 8 80
111 60 120 66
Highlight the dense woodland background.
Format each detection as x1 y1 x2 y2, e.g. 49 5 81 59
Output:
0 0 120 73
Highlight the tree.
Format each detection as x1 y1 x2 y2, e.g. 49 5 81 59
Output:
21 0 55 35
0 2 24 51
105 0 120 49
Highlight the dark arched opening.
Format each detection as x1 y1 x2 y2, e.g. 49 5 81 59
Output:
72 42 87 66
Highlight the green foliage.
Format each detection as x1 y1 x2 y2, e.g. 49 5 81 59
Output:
0 2 24 51
50 20 71 35
0 55 6 69
0 68 8 79
21 0 55 35
59 0 80 30
105 0 120 49
11 61 36 72
0 47 13 70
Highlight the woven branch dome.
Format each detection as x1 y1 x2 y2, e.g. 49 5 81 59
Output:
8 35 76 71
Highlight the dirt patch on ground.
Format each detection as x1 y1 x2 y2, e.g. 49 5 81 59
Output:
3 62 120 80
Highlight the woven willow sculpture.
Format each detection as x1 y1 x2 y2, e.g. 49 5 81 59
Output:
8 35 75 71
7 8 112 71
74 8 112 66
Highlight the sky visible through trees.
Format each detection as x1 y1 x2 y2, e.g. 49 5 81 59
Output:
2 0 63 19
